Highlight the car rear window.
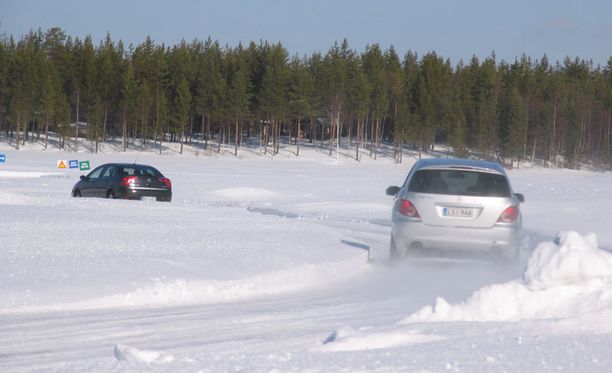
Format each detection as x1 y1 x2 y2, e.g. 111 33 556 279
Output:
408 169 511 197
119 166 161 177
138 166 161 177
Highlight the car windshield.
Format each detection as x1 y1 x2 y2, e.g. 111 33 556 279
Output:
408 169 511 197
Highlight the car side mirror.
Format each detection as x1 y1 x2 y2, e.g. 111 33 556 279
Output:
386 186 401 196
80 175 86 181
515 193 525 203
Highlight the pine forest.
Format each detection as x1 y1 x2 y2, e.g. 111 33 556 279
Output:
1 28 611 168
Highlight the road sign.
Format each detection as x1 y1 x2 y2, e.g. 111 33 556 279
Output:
0 154 5 163
69 160 79 169
79 160 90 171
57 160 67 169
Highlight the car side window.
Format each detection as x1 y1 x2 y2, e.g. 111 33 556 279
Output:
87 166 104 180
121 167 137 176
101 166 116 179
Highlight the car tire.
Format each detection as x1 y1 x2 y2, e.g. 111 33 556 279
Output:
73 189 81 197
106 190 115 199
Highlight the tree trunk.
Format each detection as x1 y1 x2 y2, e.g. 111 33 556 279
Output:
373 118 379 160
335 112 340 160
122 112 128 151
95 119 99 153
369 117 375 158
234 117 239 156
264 122 268 155
206 115 211 149
358 120 363 161
217 121 223 154
44 118 49 150
200 115 205 149
158 121 163 155
102 107 108 148
296 116 301 156
15 114 20 150
75 90 80 151
188 114 194 144
550 102 557 164
180 124 184 155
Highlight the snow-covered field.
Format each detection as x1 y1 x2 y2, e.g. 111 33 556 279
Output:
1 142 612 372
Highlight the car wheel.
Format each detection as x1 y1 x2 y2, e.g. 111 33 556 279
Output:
73 189 81 197
106 190 115 199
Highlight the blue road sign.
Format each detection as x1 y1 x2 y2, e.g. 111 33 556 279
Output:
0 154 5 163
69 160 79 169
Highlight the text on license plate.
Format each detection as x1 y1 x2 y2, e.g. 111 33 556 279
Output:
141 196 156 202
443 207 474 218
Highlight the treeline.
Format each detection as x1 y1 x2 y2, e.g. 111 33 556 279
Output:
0 27 611 167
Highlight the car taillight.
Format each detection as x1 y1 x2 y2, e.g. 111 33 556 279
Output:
497 206 519 223
398 199 420 218
121 176 137 186
160 177 171 189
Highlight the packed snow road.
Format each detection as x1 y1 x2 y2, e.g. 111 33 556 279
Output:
1 146 612 371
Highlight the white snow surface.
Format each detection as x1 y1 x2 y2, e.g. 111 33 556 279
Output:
1 142 612 372
402 231 612 324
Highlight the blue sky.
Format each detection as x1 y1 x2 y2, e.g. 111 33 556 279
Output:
1 0 611 66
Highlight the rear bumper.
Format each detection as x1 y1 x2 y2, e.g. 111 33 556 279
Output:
120 186 172 201
392 219 520 253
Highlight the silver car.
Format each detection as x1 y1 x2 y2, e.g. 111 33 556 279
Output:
386 158 524 261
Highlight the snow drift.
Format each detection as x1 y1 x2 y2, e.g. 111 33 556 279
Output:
320 326 444 352
402 231 612 325
114 344 174 364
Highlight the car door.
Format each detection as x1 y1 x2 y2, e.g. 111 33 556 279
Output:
80 166 105 197
98 165 117 196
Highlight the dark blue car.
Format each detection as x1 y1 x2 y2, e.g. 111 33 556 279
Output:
72 163 172 202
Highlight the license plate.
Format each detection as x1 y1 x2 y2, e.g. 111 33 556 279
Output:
443 207 474 218
141 196 156 202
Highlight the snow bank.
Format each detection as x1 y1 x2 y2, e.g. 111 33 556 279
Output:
0 191 35 205
0 170 60 178
213 187 278 201
319 326 444 352
401 231 612 325
114 344 174 364
6 257 365 313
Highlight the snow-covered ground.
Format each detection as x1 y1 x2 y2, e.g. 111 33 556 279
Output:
1 141 611 372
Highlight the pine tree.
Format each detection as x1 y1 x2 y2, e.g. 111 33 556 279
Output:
260 43 289 155
320 42 348 158
346 55 370 161
289 55 316 156
362 44 387 159
449 63 468 157
40 59 58 149
119 59 136 150
173 76 191 154
385 46 404 161
227 44 251 156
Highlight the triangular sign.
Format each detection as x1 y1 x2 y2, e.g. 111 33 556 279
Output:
58 160 67 169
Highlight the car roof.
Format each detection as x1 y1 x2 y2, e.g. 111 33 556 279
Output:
104 163 155 168
413 158 507 174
